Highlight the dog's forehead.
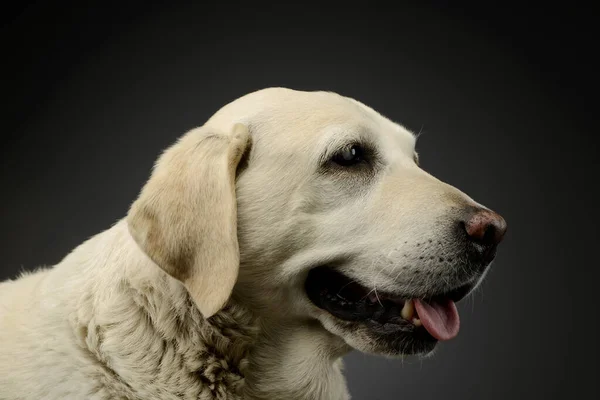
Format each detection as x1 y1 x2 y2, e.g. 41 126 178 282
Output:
206 87 416 155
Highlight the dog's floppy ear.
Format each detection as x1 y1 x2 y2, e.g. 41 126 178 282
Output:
127 123 250 318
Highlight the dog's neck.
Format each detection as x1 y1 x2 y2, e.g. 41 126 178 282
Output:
236 308 351 400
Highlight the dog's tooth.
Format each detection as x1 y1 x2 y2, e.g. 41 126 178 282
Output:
401 299 414 320
412 317 422 327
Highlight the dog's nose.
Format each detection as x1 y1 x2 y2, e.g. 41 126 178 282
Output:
463 208 507 246
462 208 507 264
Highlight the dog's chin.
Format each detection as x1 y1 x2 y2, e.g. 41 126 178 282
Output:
315 309 440 357
304 266 476 357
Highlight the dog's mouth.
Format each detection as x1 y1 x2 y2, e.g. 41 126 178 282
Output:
305 266 475 342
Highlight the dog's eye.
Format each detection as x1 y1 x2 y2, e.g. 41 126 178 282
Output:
331 144 365 166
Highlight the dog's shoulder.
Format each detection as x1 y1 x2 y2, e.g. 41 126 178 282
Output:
0 220 259 400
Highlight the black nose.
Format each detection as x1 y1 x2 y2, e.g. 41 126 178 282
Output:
462 208 507 262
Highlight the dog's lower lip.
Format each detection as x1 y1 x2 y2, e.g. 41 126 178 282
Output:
305 266 476 331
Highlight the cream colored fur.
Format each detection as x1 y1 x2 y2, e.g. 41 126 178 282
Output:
0 87 491 399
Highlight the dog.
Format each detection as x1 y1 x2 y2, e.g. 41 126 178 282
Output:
0 87 507 399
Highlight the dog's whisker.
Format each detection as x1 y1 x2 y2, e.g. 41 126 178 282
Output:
373 287 383 307
392 268 404 284
336 280 358 296
361 288 375 301
416 124 425 139
361 287 383 307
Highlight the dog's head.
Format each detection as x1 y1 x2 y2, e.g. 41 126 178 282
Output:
127 88 507 357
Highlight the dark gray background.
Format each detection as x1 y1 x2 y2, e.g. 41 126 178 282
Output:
2 2 598 399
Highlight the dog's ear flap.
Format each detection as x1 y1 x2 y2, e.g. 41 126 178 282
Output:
127 123 250 318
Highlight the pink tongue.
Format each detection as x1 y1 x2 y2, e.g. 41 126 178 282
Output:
413 298 460 341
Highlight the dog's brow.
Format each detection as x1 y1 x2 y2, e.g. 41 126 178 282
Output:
317 134 379 169
319 128 378 160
